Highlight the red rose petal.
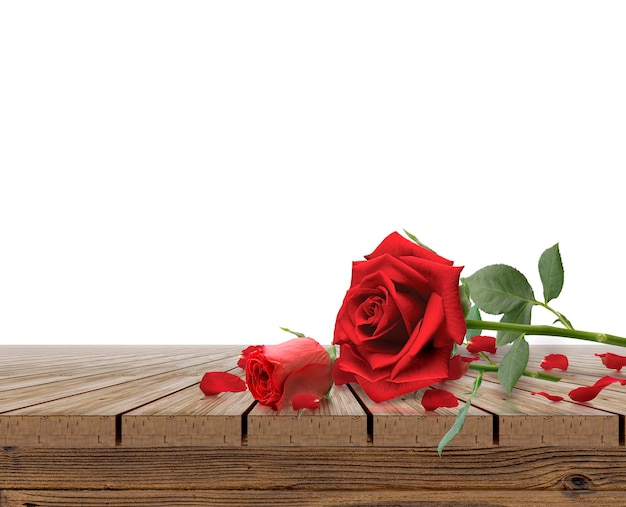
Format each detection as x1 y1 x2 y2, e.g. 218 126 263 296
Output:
421 388 458 411
466 335 497 354
595 352 626 372
199 372 247 396
540 353 569 371
237 345 261 369
568 375 626 402
531 391 564 402
292 393 321 411
280 363 334 410
446 355 479 381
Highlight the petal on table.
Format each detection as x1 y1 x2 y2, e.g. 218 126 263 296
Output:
531 391 564 402
292 393 321 411
421 388 458 411
595 352 626 372
540 353 569 371
568 375 626 402
200 372 247 396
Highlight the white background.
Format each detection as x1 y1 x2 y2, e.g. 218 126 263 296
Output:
1 2 624 347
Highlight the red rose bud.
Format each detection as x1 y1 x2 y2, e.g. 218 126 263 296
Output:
540 353 569 371
531 391 564 402
595 352 626 371
237 345 261 369
568 375 626 402
245 337 333 411
466 335 497 354
333 232 466 403
446 355 479 381
199 372 247 396
292 393 321 411
421 388 458 411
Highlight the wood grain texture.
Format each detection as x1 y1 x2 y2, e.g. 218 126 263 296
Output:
444 373 619 446
4 489 626 506
350 383 493 447
3 345 626 506
2 447 626 491
247 385 368 446
0 347 242 447
123 388 255 447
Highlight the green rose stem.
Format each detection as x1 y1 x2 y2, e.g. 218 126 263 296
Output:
465 319 626 348
467 363 561 382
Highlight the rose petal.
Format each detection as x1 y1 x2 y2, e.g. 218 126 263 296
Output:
292 393 321 411
280 362 334 410
595 352 626 372
446 355 479 381
237 345 261 369
365 231 454 266
531 391 564 402
540 353 569 371
568 375 626 402
421 388 458 411
466 335 497 354
199 372 247 396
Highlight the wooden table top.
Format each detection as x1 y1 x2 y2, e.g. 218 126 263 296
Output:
1 343 624 449
2 343 626 505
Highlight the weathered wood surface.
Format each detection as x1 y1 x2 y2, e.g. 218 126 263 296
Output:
3 488 626 506
247 384 368 446
2 344 626 504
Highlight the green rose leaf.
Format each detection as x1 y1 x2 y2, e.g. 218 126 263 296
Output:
437 399 471 456
280 327 306 338
466 305 482 341
459 284 471 318
437 372 483 456
402 229 436 253
498 336 530 395
464 264 537 315
538 243 564 303
496 303 533 347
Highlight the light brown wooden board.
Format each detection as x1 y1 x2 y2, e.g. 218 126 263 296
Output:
0 345 240 379
0 355 241 447
3 344 626 450
486 343 626 380
0 350 241 413
246 384 368 446
349 383 493 447
123 386 255 447
443 373 619 446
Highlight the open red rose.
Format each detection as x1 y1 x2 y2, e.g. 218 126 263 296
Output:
332 232 466 402
245 337 333 411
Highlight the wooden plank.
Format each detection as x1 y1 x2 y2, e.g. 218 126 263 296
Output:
492 344 626 381
0 355 241 447
349 383 493 447
246 385 368 446
4 488 626 506
443 373 619 446
3 446 626 491
0 351 240 413
0 345 241 380
122 386 255 447
486 374 626 443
